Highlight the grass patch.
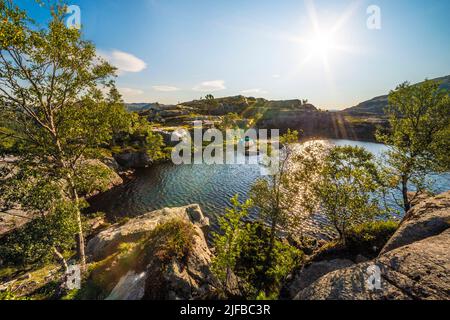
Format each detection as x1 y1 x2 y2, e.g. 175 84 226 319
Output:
346 220 399 257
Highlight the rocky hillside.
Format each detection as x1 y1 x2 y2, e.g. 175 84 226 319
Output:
291 191 450 300
84 191 450 300
124 75 449 142
343 75 450 116
2 191 449 300
130 96 385 141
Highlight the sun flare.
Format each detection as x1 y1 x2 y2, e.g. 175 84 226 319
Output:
308 31 338 56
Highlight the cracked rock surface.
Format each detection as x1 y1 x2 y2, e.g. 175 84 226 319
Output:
294 192 450 300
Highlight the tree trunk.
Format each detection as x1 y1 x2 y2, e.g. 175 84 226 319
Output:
53 247 69 273
52 133 87 272
401 175 411 213
73 187 86 272
65 172 87 272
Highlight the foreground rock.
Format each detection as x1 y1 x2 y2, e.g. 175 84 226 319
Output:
86 205 214 300
295 229 450 300
294 192 450 300
87 204 209 261
380 191 450 254
286 259 354 298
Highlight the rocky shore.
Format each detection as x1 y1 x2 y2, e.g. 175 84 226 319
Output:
79 191 449 300
290 191 450 300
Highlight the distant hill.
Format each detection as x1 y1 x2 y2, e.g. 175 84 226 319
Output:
343 75 450 116
125 103 172 113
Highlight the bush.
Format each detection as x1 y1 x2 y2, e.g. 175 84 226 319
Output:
0 201 79 267
143 218 196 263
346 220 399 257
235 223 303 298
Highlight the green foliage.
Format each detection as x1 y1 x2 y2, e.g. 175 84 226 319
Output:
0 1 159 269
212 193 302 299
346 220 399 257
376 79 450 212
313 146 386 244
73 161 119 196
250 130 301 231
144 218 196 263
211 195 253 285
219 113 241 130
0 287 27 300
235 223 302 298
0 200 79 266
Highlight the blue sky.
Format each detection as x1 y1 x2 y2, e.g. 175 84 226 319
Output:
16 0 450 109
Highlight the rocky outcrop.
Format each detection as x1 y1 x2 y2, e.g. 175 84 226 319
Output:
84 159 123 190
286 259 354 298
86 205 214 300
113 152 152 169
295 229 450 300
86 204 209 262
294 192 450 300
380 191 450 254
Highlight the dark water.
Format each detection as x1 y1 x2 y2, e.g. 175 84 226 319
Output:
90 139 450 232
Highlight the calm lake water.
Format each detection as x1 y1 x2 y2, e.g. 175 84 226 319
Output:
90 139 450 233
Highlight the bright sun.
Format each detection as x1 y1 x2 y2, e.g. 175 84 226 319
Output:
309 32 337 56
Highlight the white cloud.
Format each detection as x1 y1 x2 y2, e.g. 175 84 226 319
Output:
99 50 147 74
152 85 180 92
118 87 144 95
118 87 145 103
272 74 281 78
193 80 226 92
241 88 268 94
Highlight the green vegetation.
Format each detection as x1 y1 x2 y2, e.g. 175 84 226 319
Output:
218 113 241 130
142 218 196 264
235 222 302 297
377 79 450 212
211 195 252 287
249 130 303 293
311 146 387 245
0 0 163 276
346 220 399 257
212 196 302 299
0 201 79 267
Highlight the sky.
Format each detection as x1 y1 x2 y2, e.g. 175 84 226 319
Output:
15 0 450 110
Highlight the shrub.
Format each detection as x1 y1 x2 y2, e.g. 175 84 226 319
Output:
144 218 196 263
0 201 79 267
235 222 303 298
346 220 399 257
211 195 252 287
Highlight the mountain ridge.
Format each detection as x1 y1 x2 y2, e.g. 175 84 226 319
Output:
343 75 450 116
126 75 450 116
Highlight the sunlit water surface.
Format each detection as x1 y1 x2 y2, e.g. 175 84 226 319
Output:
90 139 450 237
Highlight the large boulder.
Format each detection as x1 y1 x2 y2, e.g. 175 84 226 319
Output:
86 204 214 300
81 159 123 194
295 229 450 300
294 192 450 300
380 191 450 255
86 204 209 262
286 259 354 298
105 219 214 300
